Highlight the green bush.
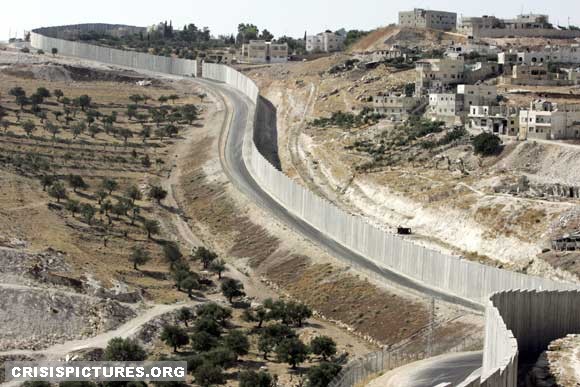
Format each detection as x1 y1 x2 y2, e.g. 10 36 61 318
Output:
472 132 502 156
239 370 274 387
307 362 342 387
310 336 337 361
192 363 225 387
104 337 146 361
438 127 467 146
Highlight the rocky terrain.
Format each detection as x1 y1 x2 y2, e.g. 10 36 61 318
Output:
0 286 136 351
528 334 580 387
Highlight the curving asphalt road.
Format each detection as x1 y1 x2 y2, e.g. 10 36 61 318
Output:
367 351 482 387
197 78 483 312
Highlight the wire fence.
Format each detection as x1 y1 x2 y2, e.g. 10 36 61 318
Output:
328 335 484 387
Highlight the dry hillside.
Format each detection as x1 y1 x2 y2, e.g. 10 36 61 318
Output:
349 25 467 52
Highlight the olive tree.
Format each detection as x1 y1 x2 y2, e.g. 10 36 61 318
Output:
130 246 151 270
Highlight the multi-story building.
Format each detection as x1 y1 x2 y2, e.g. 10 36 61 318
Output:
467 105 519 136
519 100 580 140
428 93 464 125
398 9 457 31
499 46 580 66
241 40 267 63
268 42 289 63
416 57 500 95
457 84 498 108
372 93 422 122
459 14 580 39
305 31 345 53
415 57 465 93
240 40 288 64
427 84 499 125
512 64 549 82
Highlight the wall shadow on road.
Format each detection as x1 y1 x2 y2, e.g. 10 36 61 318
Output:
254 96 282 171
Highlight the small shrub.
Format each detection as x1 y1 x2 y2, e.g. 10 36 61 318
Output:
472 132 502 156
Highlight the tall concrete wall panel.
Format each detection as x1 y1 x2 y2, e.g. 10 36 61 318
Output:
30 26 197 77
474 290 580 386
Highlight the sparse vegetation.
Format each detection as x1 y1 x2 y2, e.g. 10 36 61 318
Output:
221 278 245 303
472 132 502 156
310 108 383 129
130 246 151 270
104 337 147 361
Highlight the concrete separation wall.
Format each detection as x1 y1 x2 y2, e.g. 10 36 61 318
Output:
28 26 580 387
200 62 580 387
30 25 197 77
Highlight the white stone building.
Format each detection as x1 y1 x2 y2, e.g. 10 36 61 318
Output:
305 32 345 53
499 46 580 66
398 9 457 31
240 40 288 64
427 84 499 125
445 41 499 57
372 93 422 121
459 14 580 38
415 57 465 93
428 93 464 125
519 100 580 140
467 105 519 136
457 84 498 108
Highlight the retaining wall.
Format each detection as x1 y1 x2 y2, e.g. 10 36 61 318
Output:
31 25 197 77
465 27 580 39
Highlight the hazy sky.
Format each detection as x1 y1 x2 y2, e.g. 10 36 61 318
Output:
2 0 580 41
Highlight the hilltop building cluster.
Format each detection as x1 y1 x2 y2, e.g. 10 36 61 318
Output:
414 46 580 140
368 44 580 140
398 8 580 39
353 9 580 141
